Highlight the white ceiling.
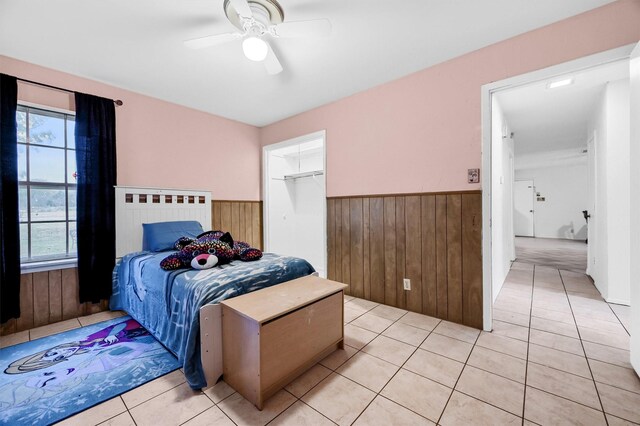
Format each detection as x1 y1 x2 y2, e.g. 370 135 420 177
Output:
496 60 629 156
0 0 616 126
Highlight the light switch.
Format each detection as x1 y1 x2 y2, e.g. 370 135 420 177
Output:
468 169 480 183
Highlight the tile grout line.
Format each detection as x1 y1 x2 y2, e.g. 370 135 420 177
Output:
452 387 533 422
199 389 239 426
345 312 436 425
292 400 339 426
270 308 432 425
263 389 336 426
525 316 628 353
89 396 134 426
120 370 189 411
259 389 298 426
177 409 217 426
524 381 615 413
288 309 440 424
357 294 634 422
520 263 536 425
46 296 626 426
556 268 609 425
604 301 631 336
435 329 482 425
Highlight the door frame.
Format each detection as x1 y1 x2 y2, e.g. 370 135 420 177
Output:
629 41 640 374
586 133 597 276
480 44 635 331
513 179 535 237
262 129 327 274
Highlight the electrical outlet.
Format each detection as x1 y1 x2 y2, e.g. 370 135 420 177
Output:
403 278 411 291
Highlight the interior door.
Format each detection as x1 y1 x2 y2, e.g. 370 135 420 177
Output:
514 180 535 237
629 42 640 375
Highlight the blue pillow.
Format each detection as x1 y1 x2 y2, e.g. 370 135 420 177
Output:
142 221 204 252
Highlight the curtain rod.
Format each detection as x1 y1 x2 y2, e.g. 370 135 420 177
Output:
16 77 123 106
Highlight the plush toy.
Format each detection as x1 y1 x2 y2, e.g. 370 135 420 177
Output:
160 230 263 271
239 247 262 261
197 230 226 240
232 241 250 257
191 253 218 270
231 241 262 261
174 231 229 251
174 236 195 250
160 231 235 270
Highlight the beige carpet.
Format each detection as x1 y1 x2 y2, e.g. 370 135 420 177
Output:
515 237 587 273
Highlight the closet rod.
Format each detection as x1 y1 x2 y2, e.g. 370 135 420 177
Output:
16 77 123 106
282 170 324 181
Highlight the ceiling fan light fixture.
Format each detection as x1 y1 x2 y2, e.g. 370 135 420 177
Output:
242 36 268 61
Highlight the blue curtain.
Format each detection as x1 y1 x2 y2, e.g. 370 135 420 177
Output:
75 93 117 303
0 74 20 323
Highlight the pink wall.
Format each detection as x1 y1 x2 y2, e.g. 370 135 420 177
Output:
260 0 640 198
0 56 261 201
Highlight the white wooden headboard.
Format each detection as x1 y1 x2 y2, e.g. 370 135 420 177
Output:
115 186 212 257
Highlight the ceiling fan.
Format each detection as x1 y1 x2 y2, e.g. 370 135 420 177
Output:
184 0 331 75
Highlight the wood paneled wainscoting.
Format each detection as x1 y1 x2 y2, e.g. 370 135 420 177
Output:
212 200 263 250
327 191 483 329
0 268 108 336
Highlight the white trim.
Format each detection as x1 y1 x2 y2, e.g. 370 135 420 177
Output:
21 258 77 273
481 87 493 331
629 41 640 375
481 43 636 331
262 130 327 275
17 100 75 116
605 298 630 306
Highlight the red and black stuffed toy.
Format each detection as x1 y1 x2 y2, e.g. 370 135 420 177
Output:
160 231 262 270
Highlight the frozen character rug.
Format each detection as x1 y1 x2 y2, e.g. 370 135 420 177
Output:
0 316 180 425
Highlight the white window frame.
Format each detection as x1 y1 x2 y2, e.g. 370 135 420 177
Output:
18 104 78 271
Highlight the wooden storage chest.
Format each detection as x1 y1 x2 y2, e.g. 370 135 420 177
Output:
220 275 347 409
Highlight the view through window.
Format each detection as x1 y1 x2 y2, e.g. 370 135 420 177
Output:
17 105 77 262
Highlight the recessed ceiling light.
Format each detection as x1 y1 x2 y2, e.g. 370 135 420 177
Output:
547 78 574 89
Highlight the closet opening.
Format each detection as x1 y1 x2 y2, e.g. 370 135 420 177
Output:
263 130 327 277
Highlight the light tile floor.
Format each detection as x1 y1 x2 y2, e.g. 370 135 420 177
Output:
1 262 637 425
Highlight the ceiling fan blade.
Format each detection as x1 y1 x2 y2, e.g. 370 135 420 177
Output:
184 32 242 49
272 19 331 38
264 42 283 75
228 0 253 19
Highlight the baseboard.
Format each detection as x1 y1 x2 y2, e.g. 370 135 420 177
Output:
605 298 630 306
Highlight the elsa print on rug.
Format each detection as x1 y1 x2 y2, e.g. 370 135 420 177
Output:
0 316 180 425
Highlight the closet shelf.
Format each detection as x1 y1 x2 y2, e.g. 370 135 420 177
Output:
277 170 324 181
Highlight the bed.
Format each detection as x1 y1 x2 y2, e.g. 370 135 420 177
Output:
110 187 316 389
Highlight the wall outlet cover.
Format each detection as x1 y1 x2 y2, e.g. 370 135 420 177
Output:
403 278 411 290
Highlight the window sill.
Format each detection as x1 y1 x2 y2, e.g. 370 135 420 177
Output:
21 258 78 274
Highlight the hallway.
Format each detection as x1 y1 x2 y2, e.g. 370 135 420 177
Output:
514 237 588 273
492 259 635 423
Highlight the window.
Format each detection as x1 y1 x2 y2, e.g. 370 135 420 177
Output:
17 105 77 263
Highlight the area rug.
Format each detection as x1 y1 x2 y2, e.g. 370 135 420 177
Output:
0 315 180 425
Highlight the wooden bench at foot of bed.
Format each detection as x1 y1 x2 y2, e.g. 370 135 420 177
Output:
220 275 347 410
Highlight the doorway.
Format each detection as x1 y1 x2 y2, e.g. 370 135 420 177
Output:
481 44 636 332
513 180 535 237
263 130 327 277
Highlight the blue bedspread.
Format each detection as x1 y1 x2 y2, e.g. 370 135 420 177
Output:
110 252 315 389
